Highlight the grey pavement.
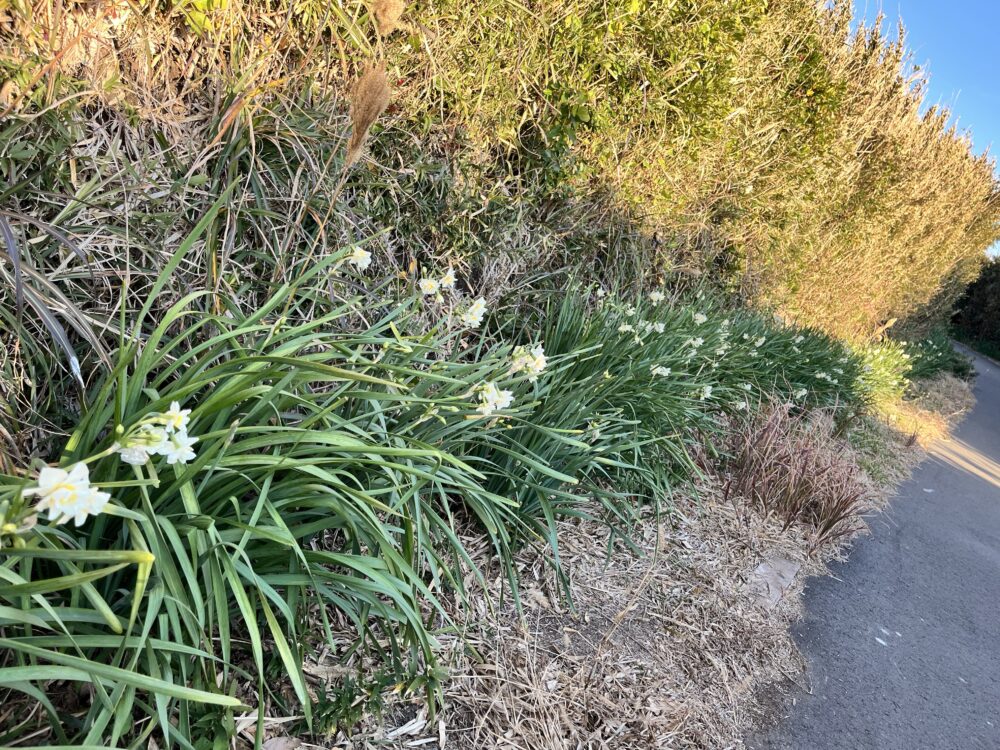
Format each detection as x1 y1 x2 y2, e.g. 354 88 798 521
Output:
749 348 1000 750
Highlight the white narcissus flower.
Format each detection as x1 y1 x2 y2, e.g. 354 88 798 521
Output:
693 312 707 325
476 382 514 417
651 365 671 377
440 269 456 288
740 383 752 391
618 323 634 333
649 290 665 304
348 247 372 271
24 462 110 527
527 343 547 374
418 277 440 296
117 426 168 466
460 297 487 328
794 387 808 399
652 322 665 334
734 400 748 411
511 344 547 381
162 401 191 434
162 431 198 465
118 445 152 466
700 385 713 400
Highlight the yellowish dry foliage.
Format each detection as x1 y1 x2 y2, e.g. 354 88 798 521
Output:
1 1 995 338
879 373 976 449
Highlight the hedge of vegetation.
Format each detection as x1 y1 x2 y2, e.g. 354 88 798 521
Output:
953 257 1000 360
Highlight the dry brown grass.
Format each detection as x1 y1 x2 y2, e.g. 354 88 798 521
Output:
2 1 995 340
355 491 816 750
724 406 874 551
880 373 976 449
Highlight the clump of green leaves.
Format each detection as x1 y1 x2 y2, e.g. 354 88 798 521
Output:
901 331 974 380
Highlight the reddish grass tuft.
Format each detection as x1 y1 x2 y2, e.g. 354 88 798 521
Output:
724 403 871 551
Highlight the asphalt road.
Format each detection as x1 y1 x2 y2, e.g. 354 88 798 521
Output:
750 348 1000 750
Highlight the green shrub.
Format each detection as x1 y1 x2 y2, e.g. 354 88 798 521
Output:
854 340 912 405
953 257 1000 358
3 0 997 348
0 267 522 743
901 331 974 379
2 261 881 743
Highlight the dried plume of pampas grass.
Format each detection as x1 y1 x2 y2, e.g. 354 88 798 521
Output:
372 0 406 36
343 62 391 172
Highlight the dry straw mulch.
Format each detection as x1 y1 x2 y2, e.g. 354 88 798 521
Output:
346 482 820 750
437 496 816 750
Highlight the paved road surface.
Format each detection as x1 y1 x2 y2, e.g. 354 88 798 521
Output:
750 348 1000 750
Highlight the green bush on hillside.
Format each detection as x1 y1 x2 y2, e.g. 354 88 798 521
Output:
1 0 996 349
902 331 975 380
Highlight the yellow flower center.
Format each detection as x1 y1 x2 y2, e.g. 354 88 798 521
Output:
52 482 79 507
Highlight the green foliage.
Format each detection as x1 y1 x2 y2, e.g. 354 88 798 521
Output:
854 340 913 405
953 257 1000 358
901 331 974 380
2 252 884 744
0 270 535 742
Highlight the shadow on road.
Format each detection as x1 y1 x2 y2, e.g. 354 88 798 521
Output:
930 437 1000 490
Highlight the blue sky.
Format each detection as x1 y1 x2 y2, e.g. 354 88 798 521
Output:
853 0 1000 160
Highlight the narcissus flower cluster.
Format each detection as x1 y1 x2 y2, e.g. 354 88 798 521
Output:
511 344 547 381
476 381 515 417
24 463 110 527
115 401 199 467
461 297 487 329
17 399 201 530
